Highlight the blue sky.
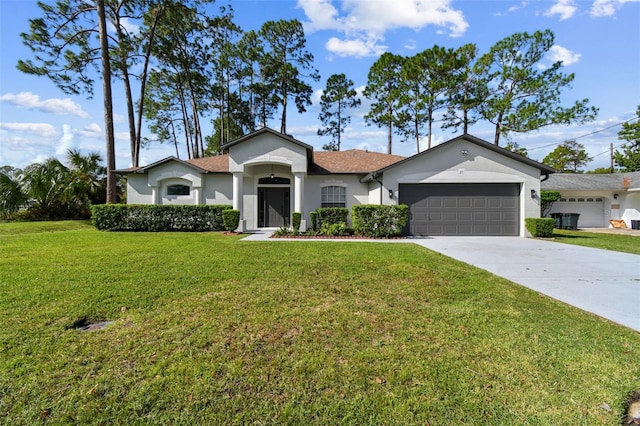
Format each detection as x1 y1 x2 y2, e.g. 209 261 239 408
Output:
1 0 639 171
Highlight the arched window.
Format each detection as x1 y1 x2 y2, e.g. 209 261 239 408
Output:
167 184 190 196
321 186 346 208
258 176 290 184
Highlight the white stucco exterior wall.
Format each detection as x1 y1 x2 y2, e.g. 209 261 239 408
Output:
304 174 370 225
228 133 309 174
379 139 544 236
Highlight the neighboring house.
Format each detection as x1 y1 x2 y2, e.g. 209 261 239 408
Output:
117 128 555 236
542 172 640 228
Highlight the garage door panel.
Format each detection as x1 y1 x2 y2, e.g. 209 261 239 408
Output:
502 211 518 221
452 199 467 208
473 199 487 208
501 198 518 208
400 183 520 236
487 211 501 221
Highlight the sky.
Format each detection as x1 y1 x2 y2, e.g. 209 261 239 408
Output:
1 0 639 171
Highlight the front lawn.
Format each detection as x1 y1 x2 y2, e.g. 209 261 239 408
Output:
0 223 638 425
551 228 640 255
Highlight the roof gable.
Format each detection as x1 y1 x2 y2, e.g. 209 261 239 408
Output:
364 134 555 180
220 127 314 155
115 156 209 174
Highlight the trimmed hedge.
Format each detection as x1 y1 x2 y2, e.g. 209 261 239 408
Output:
309 211 318 231
91 204 232 232
352 204 409 238
524 217 555 238
222 209 240 232
316 207 349 226
292 212 302 232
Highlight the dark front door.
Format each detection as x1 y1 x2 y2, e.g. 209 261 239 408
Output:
258 187 290 227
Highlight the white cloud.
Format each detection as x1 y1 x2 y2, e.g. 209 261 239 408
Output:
107 16 140 36
404 39 417 51
0 122 58 138
77 123 102 138
115 131 131 143
0 92 89 118
589 0 639 17
55 124 75 156
312 88 324 104
548 45 581 66
299 0 468 58
298 0 339 31
326 36 387 58
590 0 617 16
544 0 577 20
495 1 529 16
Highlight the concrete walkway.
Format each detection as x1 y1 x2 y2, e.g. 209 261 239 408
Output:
241 232 640 332
412 237 640 332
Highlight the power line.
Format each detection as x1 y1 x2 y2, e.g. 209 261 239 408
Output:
527 116 637 151
590 141 627 159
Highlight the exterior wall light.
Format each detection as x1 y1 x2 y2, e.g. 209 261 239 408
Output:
530 189 537 199
388 189 394 199
613 193 619 199
461 149 469 155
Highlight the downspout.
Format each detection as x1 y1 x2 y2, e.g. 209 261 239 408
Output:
371 172 384 204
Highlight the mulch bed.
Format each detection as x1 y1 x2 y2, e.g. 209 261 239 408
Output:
270 235 406 240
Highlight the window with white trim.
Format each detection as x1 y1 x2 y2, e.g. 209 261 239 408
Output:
321 186 346 208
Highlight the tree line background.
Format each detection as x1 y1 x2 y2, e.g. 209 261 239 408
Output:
1 0 638 217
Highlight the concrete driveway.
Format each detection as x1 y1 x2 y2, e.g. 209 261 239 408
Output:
413 237 640 332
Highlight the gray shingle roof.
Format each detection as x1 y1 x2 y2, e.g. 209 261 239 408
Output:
541 171 640 191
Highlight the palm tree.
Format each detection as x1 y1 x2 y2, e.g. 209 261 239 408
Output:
65 149 106 213
0 166 27 218
21 158 71 218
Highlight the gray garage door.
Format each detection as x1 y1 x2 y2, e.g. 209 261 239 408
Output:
399 183 520 236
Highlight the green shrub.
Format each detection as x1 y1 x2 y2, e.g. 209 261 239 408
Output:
222 209 240 232
316 208 349 227
525 218 555 237
309 211 318 231
91 204 232 231
541 190 561 217
292 212 302 232
319 221 347 236
352 204 409 237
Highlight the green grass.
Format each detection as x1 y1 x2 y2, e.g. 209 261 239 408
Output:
550 229 640 255
1 222 639 425
0 219 93 235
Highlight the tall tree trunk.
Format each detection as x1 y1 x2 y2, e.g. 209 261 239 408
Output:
97 0 116 203
121 60 137 165
494 111 504 145
463 108 469 134
337 101 342 151
171 121 180 159
494 123 501 145
281 81 287 134
178 86 194 158
387 103 393 155
110 11 138 168
134 6 163 167
186 78 203 156
427 106 433 150
414 116 419 153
